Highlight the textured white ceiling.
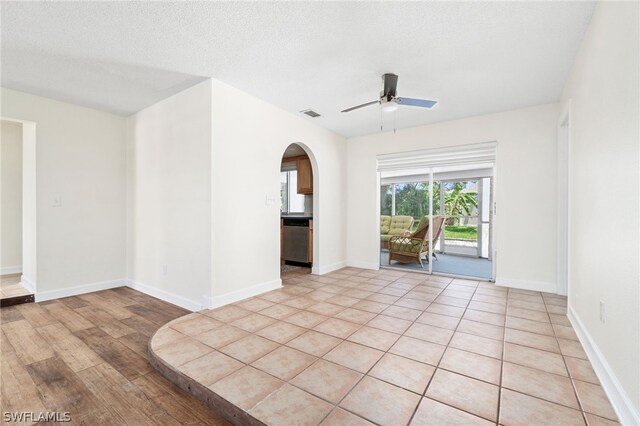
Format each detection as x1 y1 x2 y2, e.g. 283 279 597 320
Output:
1 1 595 137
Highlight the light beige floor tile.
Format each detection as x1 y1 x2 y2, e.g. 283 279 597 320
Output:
503 342 568 376
506 306 550 323
404 322 454 346
230 313 276 333
325 294 360 307
219 334 279 363
154 336 213 367
411 397 494 426
507 299 547 312
565 356 599 384
389 336 446 366
584 413 620 425
284 310 328 328
323 341 384 373
347 326 400 351
449 332 503 359
209 366 284 410
341 376 421 426
426 369 499 421
504 328 560 353
457 319 505 341
463 309 506 326
380 305 422 321
502 362 579 409
203 305 252 322
416 312 460 330
169 314 223 336
307 302 347 316
195 325 249 349
256 303 300 320
394 297 431 311
334 308 377 324
439 347 501 384
366 314 412 334
425 303 466 318
506 315 555 336
499 389 585 426
252 346 317 381
320 408 374 426
574 380 618 421
255 321 306 344
468 300 506 314
178 351 243 386
290 359 362 403
558 337 588 359
234 297 275 312
313 317 362 339
554 323 579 341
352 300 390 314
549 313 572 326
287 330 342 357
369 353 435 394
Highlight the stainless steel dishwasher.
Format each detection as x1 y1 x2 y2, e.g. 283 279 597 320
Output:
282 218 310 265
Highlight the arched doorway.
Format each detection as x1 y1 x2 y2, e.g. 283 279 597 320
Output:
279 143 318 277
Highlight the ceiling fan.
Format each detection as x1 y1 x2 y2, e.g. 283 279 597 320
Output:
341 73 437 113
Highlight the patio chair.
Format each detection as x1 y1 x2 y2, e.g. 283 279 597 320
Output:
388 215 446 268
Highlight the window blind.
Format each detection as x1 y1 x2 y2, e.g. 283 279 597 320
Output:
376 142 497 172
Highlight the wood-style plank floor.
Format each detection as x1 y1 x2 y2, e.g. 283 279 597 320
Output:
0 287 231 425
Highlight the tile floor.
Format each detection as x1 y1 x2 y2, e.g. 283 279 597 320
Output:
0 274 31 299
151 267 619 426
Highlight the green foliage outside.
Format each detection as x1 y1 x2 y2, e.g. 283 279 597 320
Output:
444 225 478 240
381 181 479 227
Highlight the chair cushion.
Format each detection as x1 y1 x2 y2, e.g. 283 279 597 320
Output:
390 238 423 254
389 215 414 236
380 215 391 235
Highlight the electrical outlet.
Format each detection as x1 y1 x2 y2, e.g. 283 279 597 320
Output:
162 265 168 276
599 301 605 324
52 196 62 207
265 195 276 206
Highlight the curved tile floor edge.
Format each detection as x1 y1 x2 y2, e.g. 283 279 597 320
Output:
149 317 266 426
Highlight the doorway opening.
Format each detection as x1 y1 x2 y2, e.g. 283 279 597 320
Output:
279 143 317 278
377 143 496 281
1 119 35 306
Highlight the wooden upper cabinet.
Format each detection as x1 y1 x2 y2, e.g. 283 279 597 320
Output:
297 157 313 194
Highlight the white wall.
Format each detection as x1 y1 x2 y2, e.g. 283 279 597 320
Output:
126 80 212 310
346 103 560 290
1 89 127 295
1 120 23 273
560 2 639 421
210 79 347 299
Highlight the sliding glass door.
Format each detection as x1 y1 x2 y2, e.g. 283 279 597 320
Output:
379 169 493 279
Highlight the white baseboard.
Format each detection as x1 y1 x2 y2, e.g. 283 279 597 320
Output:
1 266 22 275
126 279 204 312
495 277 557 294
205 279 282 310
346 260 380 271
35 279 125 303
568 306 640 425
20 275 35 293
313 261 347 275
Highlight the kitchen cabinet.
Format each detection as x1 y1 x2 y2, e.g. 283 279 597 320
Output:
297 157 313 194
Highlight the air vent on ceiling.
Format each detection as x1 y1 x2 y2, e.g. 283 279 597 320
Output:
300 109 321 118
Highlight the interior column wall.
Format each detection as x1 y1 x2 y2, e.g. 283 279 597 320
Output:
210 78 347 301
560 1 639 419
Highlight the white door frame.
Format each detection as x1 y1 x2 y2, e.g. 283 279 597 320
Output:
557 101 572 296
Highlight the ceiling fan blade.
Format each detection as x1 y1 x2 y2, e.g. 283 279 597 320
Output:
341 100 379 113
383 73 398 98
397 97 437 108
